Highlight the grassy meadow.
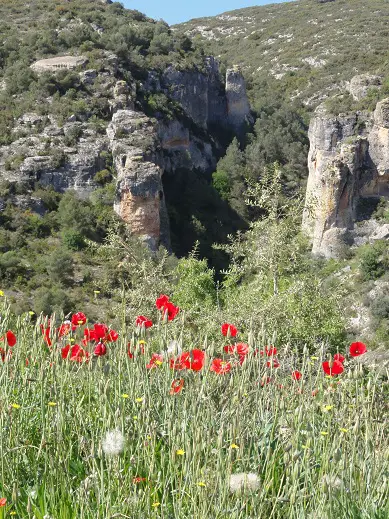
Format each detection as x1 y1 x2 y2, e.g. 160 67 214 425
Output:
0 297 387 519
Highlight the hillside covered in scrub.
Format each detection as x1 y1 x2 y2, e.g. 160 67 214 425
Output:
177 0 389 108
1 0 389 353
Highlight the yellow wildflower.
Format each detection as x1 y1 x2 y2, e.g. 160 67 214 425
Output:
152 502 160 508
340 428 349 433
176 449 185 456
48 402 57 407
320 431 329 436
323 405 334 412
197 481 206 487
121 393 129 399
11 403 20 409
0 290 4 296
230 443 239 449
135 397 143 403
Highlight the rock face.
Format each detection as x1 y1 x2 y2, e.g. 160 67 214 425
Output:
153 58 252 134
346 74 382 101
0 115 108 198
303 98 389 257
31 56 88 73
226 67 253 133
0 54 252 250
107 109 170 251
103 61 251 249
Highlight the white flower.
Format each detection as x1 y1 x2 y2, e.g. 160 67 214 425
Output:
321 474 343 491
102 429 125 456
229 473 260 493
167 340 182 356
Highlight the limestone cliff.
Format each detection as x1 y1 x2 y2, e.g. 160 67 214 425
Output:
0 54 252 250
303 98 389 257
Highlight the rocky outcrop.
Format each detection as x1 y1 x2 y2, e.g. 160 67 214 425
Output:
1 54 252 251
0 116 108 197
346 74 382 101
101 61 251 249
151 58 252 135
368 99 389 182
107 109 170 250
303 98 389 257
31 56 88 73
226 67 253 133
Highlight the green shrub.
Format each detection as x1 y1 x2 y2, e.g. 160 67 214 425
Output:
45 249 74 286
173 254 217 311
33 285 72 315
61 230 87 251
358 242 387 281
94 169 112 186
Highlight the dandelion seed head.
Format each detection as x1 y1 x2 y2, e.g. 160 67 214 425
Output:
102 429 125 456
321 474 343 491
229 473 260 493
167 340 182 356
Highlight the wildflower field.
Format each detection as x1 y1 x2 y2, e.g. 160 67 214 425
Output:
0 296 388 519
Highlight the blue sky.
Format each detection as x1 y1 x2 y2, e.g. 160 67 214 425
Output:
122 0 291 25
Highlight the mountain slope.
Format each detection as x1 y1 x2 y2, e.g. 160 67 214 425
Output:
177 0 389 108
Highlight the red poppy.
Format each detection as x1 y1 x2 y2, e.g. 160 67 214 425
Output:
170 379 184 395
57 323 71 338
221 323 238 337
146 353 164 369
69 344 89 362
94 342 107 356
349 342 367 357
162 302 180 321
136 316 153 328
265 346 277 356
210 358 232 374
40 325 52 347
93 323 109 340
0 497 6 507
267 358 280 368
156 294 170 310
224 342 249 356
133 476 147 484
106 329 119 342
187 349 205 371
333 353 345 363
61 344 70 359
292 370 302 381
322 360 344 376
260 376 272 387
224 342 249 364
0 348 6 362
170 353 189 370
83 328 94 342
71 312 87 326
6 330 16 347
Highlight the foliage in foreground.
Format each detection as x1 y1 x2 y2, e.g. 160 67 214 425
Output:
0 299 387 519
